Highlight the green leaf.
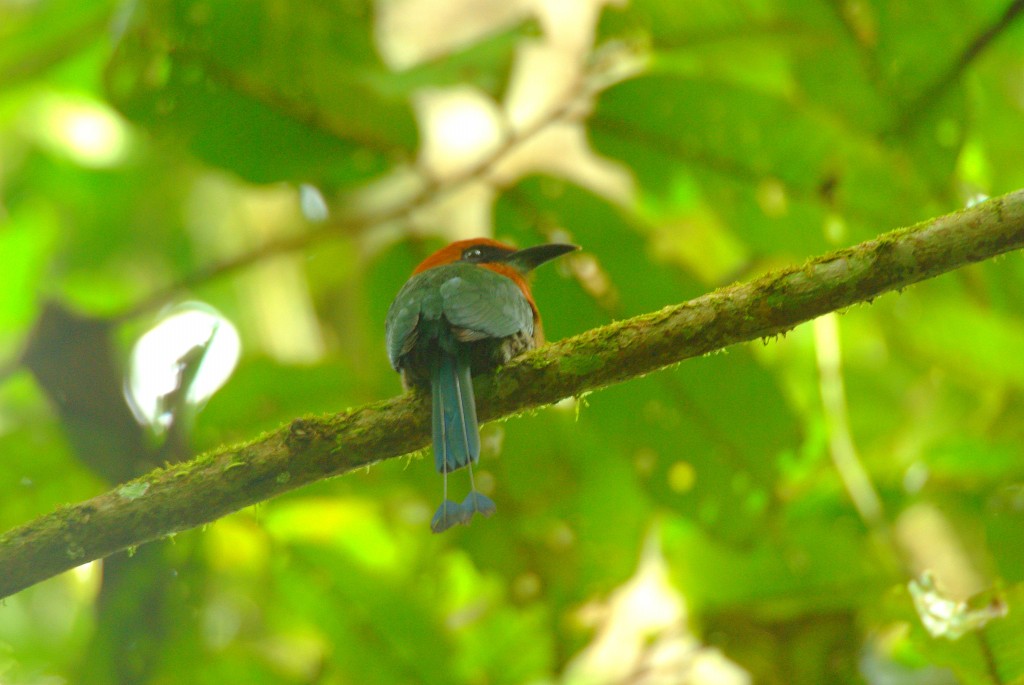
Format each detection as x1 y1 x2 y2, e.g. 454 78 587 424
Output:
382 20 539 99
590 72 944 255
105 0 413 184
0 0 114 88
662 512 888 614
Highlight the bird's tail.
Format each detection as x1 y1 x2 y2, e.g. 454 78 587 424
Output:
431 347 480 473
430 347 495 533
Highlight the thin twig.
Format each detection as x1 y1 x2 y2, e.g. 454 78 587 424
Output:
889 0 1024 135
813 313 884 527
976 628 1004 685
825 0 891 102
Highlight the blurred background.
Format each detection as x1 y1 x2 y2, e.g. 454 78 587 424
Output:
2 0 1024 683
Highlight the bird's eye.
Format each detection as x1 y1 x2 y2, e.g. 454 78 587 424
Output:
463 248 483 261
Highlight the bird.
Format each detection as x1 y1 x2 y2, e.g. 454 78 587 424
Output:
386 238 578 533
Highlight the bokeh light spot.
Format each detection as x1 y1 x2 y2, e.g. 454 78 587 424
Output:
126 302 241 429
36 95 129 167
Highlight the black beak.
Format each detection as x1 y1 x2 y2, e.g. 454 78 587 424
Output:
505 243 579 273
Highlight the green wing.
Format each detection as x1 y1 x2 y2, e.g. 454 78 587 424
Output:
385 272 441 370
439 265 533 341
386 263 533 369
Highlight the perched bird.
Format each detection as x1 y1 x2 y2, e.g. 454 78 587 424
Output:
386 238 578 533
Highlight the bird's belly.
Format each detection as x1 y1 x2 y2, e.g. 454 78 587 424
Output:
468 328 535 373
399 328 536 390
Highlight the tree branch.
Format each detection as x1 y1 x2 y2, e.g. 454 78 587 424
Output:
2 189 1023 599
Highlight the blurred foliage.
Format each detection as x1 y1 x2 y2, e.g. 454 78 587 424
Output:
2 0 1024 683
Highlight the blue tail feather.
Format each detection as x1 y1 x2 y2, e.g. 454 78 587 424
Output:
460 492 496 518
429 346 494 533
431 494 493 533
430 360 446 472
431 349 480 473
430 500 462 533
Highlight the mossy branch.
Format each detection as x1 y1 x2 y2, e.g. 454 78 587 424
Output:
2 190 1023 599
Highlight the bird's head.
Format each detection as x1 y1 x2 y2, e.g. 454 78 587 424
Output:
412 238 578 276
